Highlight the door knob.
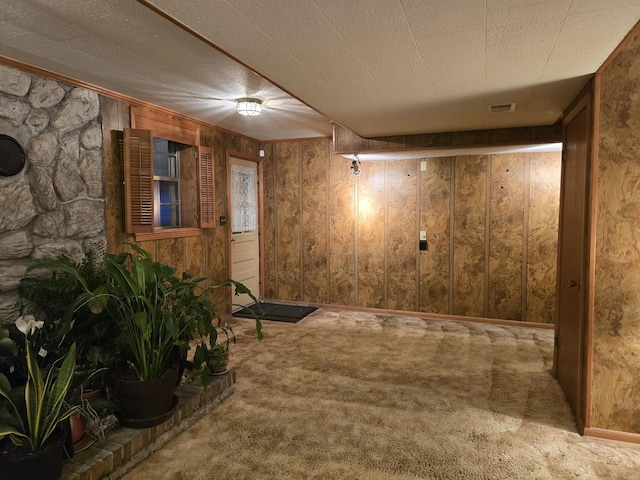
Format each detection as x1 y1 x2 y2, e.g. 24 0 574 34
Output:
567 279 580 288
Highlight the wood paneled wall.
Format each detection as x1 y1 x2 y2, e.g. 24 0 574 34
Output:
591 22 640 433
262 139 561 323
102 98 261 314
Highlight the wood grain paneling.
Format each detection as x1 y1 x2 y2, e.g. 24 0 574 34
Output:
387 159 418 311
259 141 560 325
419 158 452 314
157 238 184 277
301 140 329 303
592 24 640 432
357 161 386 308
527 152 561 323
453 156 487 317
184 235 205 280
488 154 524 320
262 144 277 299
329 153 355 305
275 142 302 301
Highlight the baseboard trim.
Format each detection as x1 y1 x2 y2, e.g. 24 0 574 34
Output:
584 427 640 445
257 299 555 330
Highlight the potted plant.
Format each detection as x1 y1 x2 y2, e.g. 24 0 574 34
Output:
204 325 236 376
19 247 115 391
0 340 78 480
39 244 263 428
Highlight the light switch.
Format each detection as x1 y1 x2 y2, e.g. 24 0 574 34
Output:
419 231 428 251
420 160 427 171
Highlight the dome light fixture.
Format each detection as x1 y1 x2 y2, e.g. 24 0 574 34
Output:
236 98 263 117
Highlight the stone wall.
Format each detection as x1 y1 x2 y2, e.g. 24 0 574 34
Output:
0 65 106 324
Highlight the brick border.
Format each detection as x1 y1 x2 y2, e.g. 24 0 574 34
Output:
61 371 236 480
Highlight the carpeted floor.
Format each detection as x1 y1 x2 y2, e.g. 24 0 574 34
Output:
121 308 640 479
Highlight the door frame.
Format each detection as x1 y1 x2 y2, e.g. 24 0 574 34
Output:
226 150 264 305
552 82 597 434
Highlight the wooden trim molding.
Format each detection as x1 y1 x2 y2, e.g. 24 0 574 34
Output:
260 299 556 330
131 107 200 146
584 427 640 445
134 228 203 242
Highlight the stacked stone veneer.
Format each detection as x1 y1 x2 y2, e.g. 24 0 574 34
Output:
0 65 106 324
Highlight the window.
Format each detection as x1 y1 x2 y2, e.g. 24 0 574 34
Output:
153 138 180 228
123 128 215 237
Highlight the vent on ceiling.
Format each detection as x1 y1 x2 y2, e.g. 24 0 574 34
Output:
488 102 516 113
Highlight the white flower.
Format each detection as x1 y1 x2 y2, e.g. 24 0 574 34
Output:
38 347 48 358
15 315 44 336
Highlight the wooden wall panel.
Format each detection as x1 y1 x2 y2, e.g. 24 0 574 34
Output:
261 141 560 325
419 158 452 314
301 140 329 303
592 23 640 433
102 97 128 254
357 161 386 308
387 159 418 311
184 235 206 281
262 144 277 299
488 154 524 320
453 156 487 317
527 152 561 323
329 153 355 305
157 238 185 278
275 142 302 301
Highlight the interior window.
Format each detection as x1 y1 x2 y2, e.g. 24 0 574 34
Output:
123 127 215 237
153 138 181 228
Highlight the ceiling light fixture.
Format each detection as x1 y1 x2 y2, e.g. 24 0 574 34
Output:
236 98 263 117
351 154 361 176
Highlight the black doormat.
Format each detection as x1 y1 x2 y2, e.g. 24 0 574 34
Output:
233 302 317 323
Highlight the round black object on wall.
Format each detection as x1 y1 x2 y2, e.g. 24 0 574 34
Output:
0 134 26 177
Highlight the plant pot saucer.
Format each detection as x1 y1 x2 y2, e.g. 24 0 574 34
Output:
73 434 95 453
116 395 178 429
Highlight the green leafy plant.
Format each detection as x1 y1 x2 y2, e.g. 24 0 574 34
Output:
16 247 114 388
38 244 263 384
0 342 78 453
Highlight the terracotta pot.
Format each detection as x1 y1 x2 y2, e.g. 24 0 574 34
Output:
112 366 180 428
0 429 66 480
69 389 103 445
69 412 86 445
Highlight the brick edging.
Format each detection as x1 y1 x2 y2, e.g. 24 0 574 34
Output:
62 371 237 480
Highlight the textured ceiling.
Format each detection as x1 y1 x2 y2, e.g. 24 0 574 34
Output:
1 0 639 141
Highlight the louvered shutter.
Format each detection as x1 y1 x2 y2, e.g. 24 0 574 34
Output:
198 146 215 228
124 129 154 233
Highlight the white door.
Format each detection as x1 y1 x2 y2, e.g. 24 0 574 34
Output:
230 157 260 308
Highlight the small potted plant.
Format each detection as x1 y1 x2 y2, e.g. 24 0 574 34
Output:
206 325 236 376
0 337 78 480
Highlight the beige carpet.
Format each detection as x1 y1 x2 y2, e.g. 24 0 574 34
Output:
121 308 640 479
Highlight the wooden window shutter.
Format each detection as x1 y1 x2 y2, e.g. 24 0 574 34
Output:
198 146 215 228
124 129 154 234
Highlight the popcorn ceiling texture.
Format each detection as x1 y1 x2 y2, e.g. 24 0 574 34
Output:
121 309 640 479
